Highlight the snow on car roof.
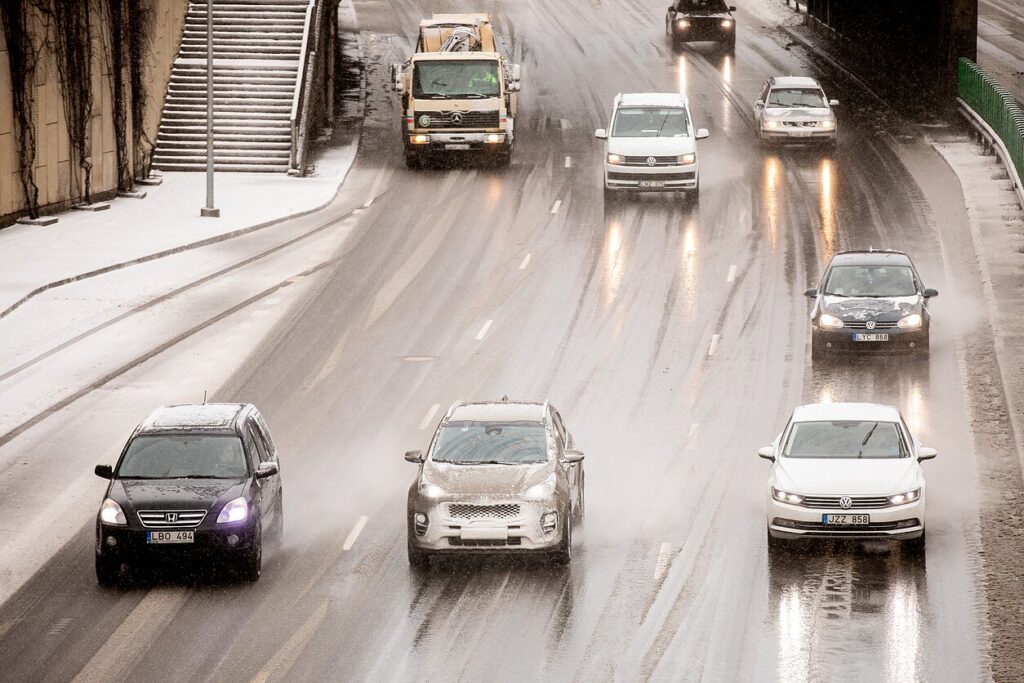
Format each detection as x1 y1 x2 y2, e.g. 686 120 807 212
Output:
141 403 247 433
617 92 689 108
450 401 546 423
792 402 902 423
831 250 913 267
770 76 821 89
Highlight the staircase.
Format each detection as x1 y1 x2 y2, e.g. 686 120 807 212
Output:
153 0 313 172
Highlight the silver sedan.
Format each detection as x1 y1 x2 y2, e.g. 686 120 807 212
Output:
405 399 585 567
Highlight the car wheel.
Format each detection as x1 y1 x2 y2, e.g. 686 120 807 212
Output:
904 530 926 555
603 186 618 205
724 36 736 52
96 555 121 586
916 332 930 358
552 515 573 565
811 336 827 362
408 540 430 568
690 178 700 202
766 527 788 554
272 493 284 543
239 529 262 582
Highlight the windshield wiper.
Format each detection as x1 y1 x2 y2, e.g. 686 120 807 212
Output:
857 422 879 458
456 92 491 99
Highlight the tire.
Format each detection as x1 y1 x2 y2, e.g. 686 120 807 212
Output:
690 178 700 202
903 530 926 556
271 493 284 544
95 555 120 586
552 515 573 565
238 529 262 582
811 336 827 362
408 540 430 569
916 332 930 358
723 36 736 53
575 474 586 528
767 527 788 554
603 186 618 205
495 147 512 169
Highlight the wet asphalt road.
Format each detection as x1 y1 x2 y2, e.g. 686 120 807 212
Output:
0 0 1015 680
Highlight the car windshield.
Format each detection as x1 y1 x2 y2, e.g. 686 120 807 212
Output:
116 435 249 479
676 0 730 11
823 265 917 297
413 60 500 98
783 421 908 459
431 420 549 465
611 107 690 137
766 87 827 109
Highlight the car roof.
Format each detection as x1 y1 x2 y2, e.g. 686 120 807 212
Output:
792 402 903 423
769 76 822 89
137 403 249 435
828 250 913 267
616 92 690 108
448 400 547 423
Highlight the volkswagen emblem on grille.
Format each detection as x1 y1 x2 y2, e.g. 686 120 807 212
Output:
646 156 657 167
417 114 431 127
865 320 876 330
838 496 853 509
165 512 179 523
450 112 464 125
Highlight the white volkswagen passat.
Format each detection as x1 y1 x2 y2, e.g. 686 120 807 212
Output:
760 402 936 551
595 92 709 200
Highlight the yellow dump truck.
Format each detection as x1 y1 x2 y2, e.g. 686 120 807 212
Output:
391 14 521 168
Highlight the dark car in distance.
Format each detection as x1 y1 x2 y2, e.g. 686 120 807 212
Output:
94 403 283 585
665 0 737 50
805 250 938 360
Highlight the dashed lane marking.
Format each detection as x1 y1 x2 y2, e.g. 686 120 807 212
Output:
654 542 673 580
726 265 737 283
419 403 440 431
550 200 562 215
343 516 369 551
519 253 532 270
564 156 572 168
250 599 330 683
689 423 699 439
363 167 388 208
708 334 721 357
475 319 494 341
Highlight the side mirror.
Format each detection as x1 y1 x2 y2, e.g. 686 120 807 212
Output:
755 99 764 108
563 449 585 464
918 447 937 462
695 128 710 140
595 128 608 140
95 464 113 479
757 447 775 461
405 450 424 463
829 99 840 106
511 64 521 82
256 461 279 479
667 4 675 11
508 81 521 93
729 5 737 10
923 288 938 298
804 287 818 298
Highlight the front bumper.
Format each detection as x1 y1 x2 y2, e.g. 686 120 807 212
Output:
671 21 734 42
760 126 836 143
409 499 564 554
813 324 928 353
768 498 924 540
604 163 698 191
406 132 508 153
96 521 258 563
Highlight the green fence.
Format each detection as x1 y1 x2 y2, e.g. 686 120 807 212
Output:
959 57 1024 184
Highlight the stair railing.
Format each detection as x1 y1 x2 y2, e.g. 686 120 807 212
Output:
290 0 317 173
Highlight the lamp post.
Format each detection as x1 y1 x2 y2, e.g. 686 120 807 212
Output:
201 0 220 217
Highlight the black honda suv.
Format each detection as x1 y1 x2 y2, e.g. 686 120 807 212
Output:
805 250 938 360
94 403 283 584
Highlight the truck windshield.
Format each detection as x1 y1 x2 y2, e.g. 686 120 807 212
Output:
611 107 690 137
413 60 500 99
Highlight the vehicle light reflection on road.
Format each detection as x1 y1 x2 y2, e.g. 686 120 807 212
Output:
679 221 699 321
905 382 925 435
778 588 809 683
818 386 835 404
819 159 837 264
487 177 501 206
885 581 921 680
721 54 732 84
603 220 625 309
763 156 781 250
720 56 733 132
678 55 688 94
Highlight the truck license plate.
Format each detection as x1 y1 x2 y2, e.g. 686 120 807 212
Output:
822 514 869 526
147 530 194 544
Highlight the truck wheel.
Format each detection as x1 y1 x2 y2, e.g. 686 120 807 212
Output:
495 150 512 169
405 152 424 170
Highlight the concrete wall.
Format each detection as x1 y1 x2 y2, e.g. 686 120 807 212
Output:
0 1 187 225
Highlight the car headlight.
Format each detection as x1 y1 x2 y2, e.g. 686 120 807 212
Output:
819 119 835 130
764 120 780 130
217 497 248 524
818 313 844 329
679 19 690 28
420 483 445 498
898 313 923 329
99 498 127 525
772 488 803 505
525 473 557 499
721 19 733 28
410 134 431 144
484 133 503 143
677 153 696 165
888 489 921 505
607 153 625 165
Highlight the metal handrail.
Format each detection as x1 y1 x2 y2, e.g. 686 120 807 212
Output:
290 0 317 170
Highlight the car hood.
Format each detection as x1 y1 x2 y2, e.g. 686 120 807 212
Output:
774 458 919 496
422 460 553 497
677 11 732 18
113 478 246 509
607 137 696 157
822 295 920 321
762 107 832 121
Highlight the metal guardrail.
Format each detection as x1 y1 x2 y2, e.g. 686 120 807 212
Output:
958 58 1024 188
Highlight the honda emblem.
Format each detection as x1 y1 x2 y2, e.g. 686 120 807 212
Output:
165 512 178 523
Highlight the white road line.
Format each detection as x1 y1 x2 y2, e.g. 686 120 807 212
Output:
250 599 330 683
363 167 387 207
654 542 673 580
519 253 532 270
708 334 721 357
550 200 562 214
343 515 369 551
726 265 737 283
475 319 494 341
560 118 570 130
688 422 699 438
419 403 440 431
564 156 572 168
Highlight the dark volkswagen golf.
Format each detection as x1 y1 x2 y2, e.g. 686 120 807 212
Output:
93 403 283 584
805 250 938 360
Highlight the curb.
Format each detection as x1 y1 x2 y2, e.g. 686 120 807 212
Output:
956 98 1024 210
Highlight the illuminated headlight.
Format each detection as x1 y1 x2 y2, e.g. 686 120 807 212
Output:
888 489 921 505
818 313 845 329
217 497 248 524
678 19 690 28
540 511 558 534
764 120 780 130
99 498 127 525
525 473 556 499
772 488 803 505
898 313 923 329
484 133 503 143
420 483 445 498
721 19 733 28
410 134 431 144
607 153 625 165
819 119 835 130
677 153 696 165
